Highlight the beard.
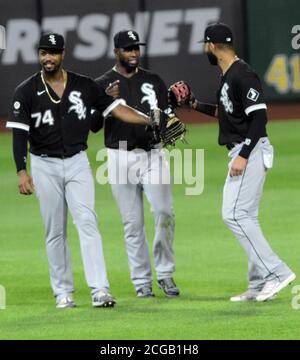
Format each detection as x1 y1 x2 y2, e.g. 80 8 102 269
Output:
119 57 138 73
42 62 60 75
206 51 218 66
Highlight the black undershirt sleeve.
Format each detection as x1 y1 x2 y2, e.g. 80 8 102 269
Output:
13 128 28 172
238 109 267 159
194 100 217 117
90 110 104 133
157 76 169 110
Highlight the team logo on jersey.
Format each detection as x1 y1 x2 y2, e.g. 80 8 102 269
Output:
220 83 233 113
49 35 56 45
247 88 259 102
141 83 158 110
68 91 86 120
14 101 20 110
128 31 137 40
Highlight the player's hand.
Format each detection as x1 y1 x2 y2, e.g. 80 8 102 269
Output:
230 156 248 177
18 170 34 195
105 80 120 99
149 108 186 147
168 81 195 108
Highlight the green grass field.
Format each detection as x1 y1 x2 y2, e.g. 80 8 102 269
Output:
0 121 300 340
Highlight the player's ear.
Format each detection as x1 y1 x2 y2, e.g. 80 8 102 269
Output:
208 42 216 52
61 50 65 60
114 48 118 57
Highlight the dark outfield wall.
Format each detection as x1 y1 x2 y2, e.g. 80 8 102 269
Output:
247 0 300 101
0 0 246 116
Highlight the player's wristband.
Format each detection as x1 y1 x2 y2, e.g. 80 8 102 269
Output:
239 145 251 159
194 101 217 117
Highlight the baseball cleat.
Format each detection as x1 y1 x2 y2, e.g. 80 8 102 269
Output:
158 278 180 297
56 296 76 309
230 290 277 302
92 291 116 308
230 290 259 302
136 286 155 298
256 272 296 302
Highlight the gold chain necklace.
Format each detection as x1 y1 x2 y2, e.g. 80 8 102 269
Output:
229 55 239 68
40 70 67 104
223 55 239 75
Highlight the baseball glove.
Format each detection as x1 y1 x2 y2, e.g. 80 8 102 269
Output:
168 80 195 108
149 108 186 147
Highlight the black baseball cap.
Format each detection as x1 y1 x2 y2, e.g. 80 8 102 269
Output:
114 30 146 49
38 33 65 51
199 23 233 44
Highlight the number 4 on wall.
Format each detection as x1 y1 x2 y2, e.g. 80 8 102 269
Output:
264 54 300 94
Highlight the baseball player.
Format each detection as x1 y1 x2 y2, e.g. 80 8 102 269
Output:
169 23 295 302
91 30 180 298
7 33 154 308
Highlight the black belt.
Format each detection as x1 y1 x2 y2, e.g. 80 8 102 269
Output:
110 145 156 152
226 142 242 150
128 145 154 152
33 152 79 159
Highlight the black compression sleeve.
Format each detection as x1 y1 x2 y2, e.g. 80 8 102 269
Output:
239 109 268 159
13 128 28 172
90 110 104 133
194 100 217 117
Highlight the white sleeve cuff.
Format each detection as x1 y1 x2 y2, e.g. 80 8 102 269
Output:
245 104 267 116
102 98 127 118
6 121 30 132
